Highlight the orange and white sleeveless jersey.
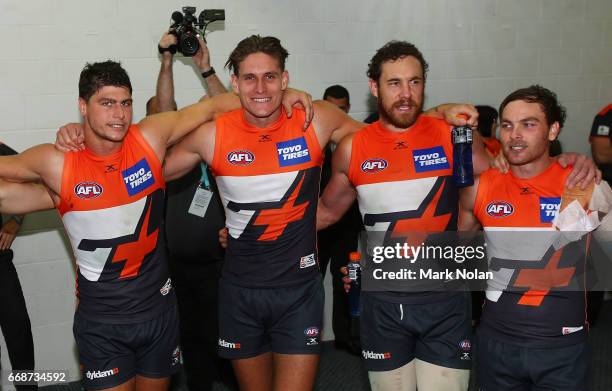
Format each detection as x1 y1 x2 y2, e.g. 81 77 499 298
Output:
211 108 323 287
58 125 172 323
348 116 458 301
474 162 587 347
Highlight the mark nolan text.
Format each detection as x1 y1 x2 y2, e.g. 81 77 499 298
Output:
372 268 492 280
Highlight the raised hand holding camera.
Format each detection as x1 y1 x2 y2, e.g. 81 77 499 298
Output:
158 31 178 55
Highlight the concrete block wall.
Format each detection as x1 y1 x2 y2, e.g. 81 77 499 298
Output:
0 0 610 384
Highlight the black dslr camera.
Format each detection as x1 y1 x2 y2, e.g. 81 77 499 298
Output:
169 6 225 56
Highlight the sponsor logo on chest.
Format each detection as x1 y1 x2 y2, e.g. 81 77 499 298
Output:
412 146 450 173
486 201 514 218
540 197 560 223
227 150 255 165
277 137 311 167
74 182 103 199
122 159 154 196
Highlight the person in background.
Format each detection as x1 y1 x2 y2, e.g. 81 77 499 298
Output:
587 103 612 325
0 142 36 391
476 105 501 158
318 85 362 355
590 104 612 184
149 30 236 391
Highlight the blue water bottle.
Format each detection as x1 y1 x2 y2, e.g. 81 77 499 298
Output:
452 125 474 187
347 251 361 318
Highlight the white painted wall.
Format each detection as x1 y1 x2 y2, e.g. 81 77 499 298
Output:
0 0 611 384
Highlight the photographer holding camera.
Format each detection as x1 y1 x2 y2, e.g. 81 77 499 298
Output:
150 31 226 113
150 27 235 391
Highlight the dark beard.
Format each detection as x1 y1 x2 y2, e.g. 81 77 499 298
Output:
377 97 423 130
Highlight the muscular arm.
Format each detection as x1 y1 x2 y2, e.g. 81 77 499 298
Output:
317 135 358 230
138 92 240 158
155 52 178 113
201 73 227 97
192 34 227 97
0 144 62 184
163 121 216 181
312 101 364 146
0 180 55 214
458 177 482 232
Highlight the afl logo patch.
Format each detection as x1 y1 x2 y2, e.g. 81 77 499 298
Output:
459 339 471 351
304 327 319 337
227 150 255 165
486 201 514 217
74 182 103 199
361 158 388 173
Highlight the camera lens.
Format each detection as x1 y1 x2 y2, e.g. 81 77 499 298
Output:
179 31 199 56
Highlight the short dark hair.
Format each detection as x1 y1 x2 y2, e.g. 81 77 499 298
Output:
323 85 350 101
367 41 429 83
476 105 498 138
225 35 289 75
499 85 566 129
78 60 132 102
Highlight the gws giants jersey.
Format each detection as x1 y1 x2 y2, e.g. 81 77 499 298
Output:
348 116 458 302
59 125 173 323
474 162 588 347
212 109 323 287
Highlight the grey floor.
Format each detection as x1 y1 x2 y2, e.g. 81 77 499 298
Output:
39 300 612 391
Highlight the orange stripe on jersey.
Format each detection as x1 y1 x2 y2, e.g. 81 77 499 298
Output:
391 181 451 246
253 173 308 241
112 197 158 278
514 248 575 306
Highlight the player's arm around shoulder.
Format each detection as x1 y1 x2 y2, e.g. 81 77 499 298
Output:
164 120 216 181
0 179 55 214
317 133 357 231
138 92 240 160
0 144 62 212
312 100 364 147
458 176 482 232
0 144 63 190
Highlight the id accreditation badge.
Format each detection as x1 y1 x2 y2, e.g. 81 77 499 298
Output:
188 183 213 217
